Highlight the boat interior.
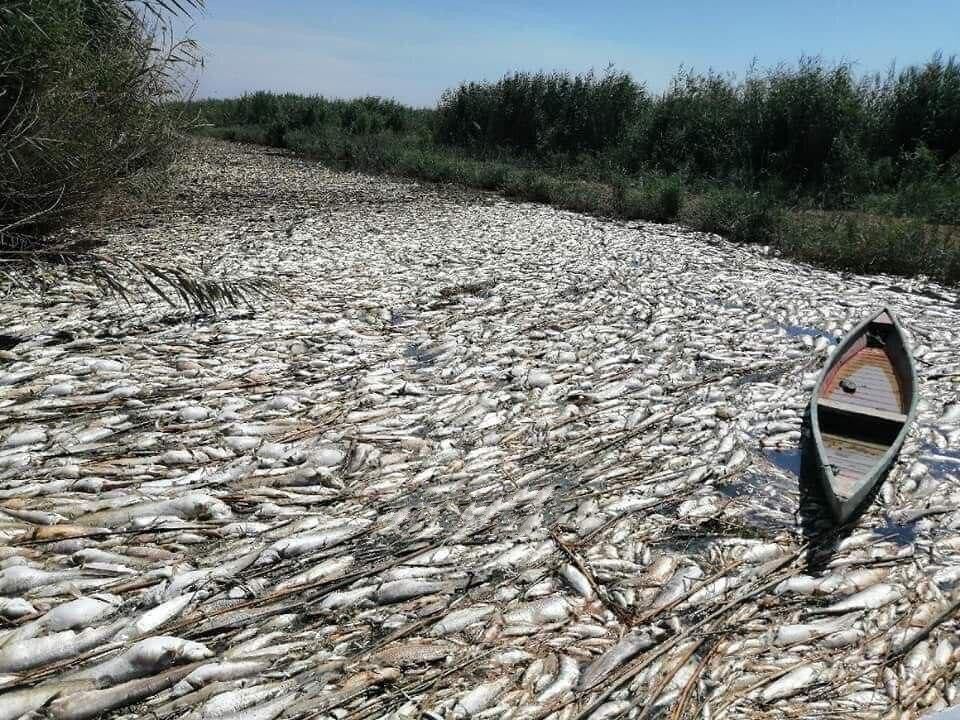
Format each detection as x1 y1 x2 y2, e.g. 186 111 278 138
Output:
815 311 913 498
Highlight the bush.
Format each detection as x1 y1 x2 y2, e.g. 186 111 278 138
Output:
194 55 960 225
189 93 432 140
618 177 684 222
683 189 782 244
551 181 609 214
899 143 941 183
266 121 288 148
436 69 646 156
781 214 959 279
874 54 960 164
638 70 741 177
654 178 684 221
0 0 201 238
476 163 511 190
431 55 960 211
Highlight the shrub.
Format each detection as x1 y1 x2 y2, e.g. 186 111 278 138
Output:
266 121 288 148
188 93 431 139
436 69 646 156
477 164 510 190
683 189 782 244
617 177 684 223
0 0 202 238
875 54 960 164
654 177 684 222
780 214 959 279
194 55 960 224
639 69 741 177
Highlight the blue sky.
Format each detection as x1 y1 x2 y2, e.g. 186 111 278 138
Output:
186 1 959 106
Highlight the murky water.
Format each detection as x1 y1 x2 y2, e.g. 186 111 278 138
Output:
765 447 803 476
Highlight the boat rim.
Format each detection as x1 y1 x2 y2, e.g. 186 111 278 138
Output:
807 305 919 514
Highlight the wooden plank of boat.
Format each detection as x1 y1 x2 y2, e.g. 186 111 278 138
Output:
807 306 919 522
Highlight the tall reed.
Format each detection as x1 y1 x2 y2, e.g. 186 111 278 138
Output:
1 0 202 239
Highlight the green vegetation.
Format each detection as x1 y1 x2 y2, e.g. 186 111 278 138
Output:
0 0 201 240
436 69 642 156
2 2 957 284
192 57 959 282
0 2 267 312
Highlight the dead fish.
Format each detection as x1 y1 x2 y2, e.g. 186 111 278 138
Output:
375 578 453 604
537 654 580 702
69 636 212 684
652 564 704 608
453 678 513 718
818 584 903 614
257 520 372 564
319 585 376 611
760 663 827 703
49 661 205 720
0 597 36 619
171 660 272 697
503 596 570 626
586 701 633 720
0 680 97 720
579 629 661 690
276 556 354 590
560 563 594 600
2 593 120 646
74 493 231 527
0 620 123 673
117 592 196 639
774 618 847 646
5 140 960 720
189 679 295 719
369 640 453 667
0 566 85 595
3 427 47 448
431 605 496 636
213 691 298 720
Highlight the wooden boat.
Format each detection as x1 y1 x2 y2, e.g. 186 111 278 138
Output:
807 307 918 522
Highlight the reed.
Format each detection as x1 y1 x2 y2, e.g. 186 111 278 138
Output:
0 0 202 241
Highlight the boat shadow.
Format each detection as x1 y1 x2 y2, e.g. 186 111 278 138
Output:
797 417 889 573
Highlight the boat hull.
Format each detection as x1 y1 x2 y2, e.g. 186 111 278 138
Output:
806 307 918 522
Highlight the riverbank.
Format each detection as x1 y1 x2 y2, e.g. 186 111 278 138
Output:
197 122 960 284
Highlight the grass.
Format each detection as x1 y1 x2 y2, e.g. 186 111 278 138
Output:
188 56 960 283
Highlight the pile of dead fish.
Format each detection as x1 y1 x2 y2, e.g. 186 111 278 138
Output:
2 139 960 719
